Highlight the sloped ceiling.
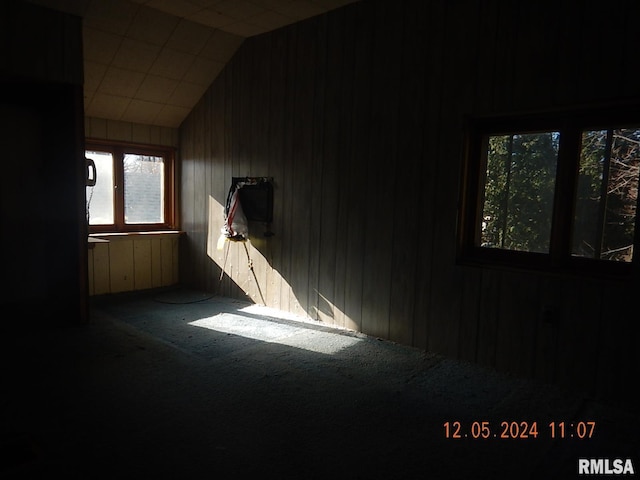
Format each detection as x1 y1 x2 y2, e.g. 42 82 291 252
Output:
25 0 360 128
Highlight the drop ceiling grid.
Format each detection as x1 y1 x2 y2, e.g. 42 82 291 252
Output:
83 1 240 127
25 0 361 127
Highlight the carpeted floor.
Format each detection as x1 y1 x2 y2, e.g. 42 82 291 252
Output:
2 287 638 479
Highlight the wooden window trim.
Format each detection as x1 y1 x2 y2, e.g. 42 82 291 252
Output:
85 138 177 234
457 103 640 280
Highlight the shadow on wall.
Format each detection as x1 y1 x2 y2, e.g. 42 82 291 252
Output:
205 192 343 327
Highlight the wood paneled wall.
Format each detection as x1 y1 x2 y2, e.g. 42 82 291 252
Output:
84 117 180 297
179 0 640 406
84 117 179 148
1 1 87 323
88 233 180 296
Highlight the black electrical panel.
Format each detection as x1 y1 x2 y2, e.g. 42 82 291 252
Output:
231 177 274 223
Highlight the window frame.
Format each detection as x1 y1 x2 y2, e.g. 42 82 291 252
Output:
457 104 640 278
85 138 177 234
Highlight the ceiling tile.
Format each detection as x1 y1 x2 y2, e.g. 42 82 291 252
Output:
182 57 224 86
144 0 202 19
275 1 326 20
149 48 196 80
213 0 266 21
111 38 162 72
83 0 139 35
220 22 267 37
28 0 363 128
199 30 244 62
184 9 235 29
123 98 166 124
156 104 192 127
125 5 180 46
83 60 108 93
98 66 146 98
165 19 214 55
136 75 180 103
83 27 122 64
246 10 295 30
86 92 131 120
167 81 206 108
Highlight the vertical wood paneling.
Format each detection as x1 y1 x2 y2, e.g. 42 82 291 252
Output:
316 12 341 326
359 2 403 338
472 0 499 115
201 89 216 294
265 30 288 311
277 28 297 313
5 2 81 84
202 88 215 294
177 0 640 405
151 237 163 288
577 0 623 103
460 0 497 361
535 276 563 385
180 108 197 289
307 16 326 323
90 243 111 295
458 267 482 363
552 0 582 106
621 0 640 97
133 237 153 290
246 34 272 306
332 7 356 329
192 92 208 290
476 269 501 368
388 2 427 345
230 50 252 301
209 75 227 296
412 0 445 350
88 234 180 295
87 248 95 296
343 2 373 333
2 2 86 322
494 271 539 378
490 0 518 112
596 281 636 404
221 66 237 299
160 236 175 286
426 0 480 358
109 239 134 293
221 62 239 298
510 2 559 110
288 22 317 317
558 279 601 395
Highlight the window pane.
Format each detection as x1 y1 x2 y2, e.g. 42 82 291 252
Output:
123 153 164 224
86 150 114 225
572 128 640 262
480 132 559 253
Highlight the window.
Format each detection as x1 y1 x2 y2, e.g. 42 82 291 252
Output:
85 139 176 233
458 106 640 275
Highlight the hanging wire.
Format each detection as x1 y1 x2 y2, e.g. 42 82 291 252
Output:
243 241 266 305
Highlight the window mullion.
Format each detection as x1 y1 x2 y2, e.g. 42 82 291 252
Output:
114 147 126 231
550 123 579 266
